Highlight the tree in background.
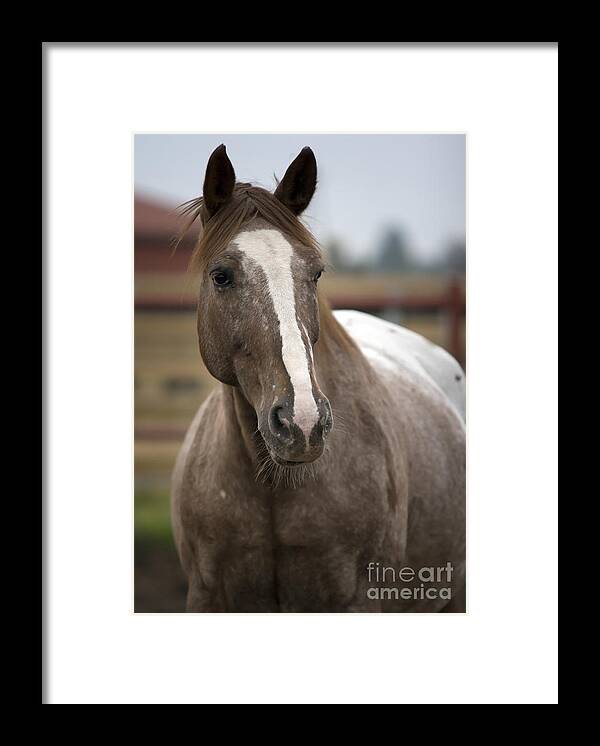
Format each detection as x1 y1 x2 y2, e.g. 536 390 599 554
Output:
324 238 349 271
441 239 466 274
322 230 465 275
376 227 413 272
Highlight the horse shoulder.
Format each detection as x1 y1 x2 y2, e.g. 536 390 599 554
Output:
171 389 276 610
170 391 223 569
334 309 465 421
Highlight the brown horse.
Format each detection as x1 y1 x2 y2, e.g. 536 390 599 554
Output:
171 145 466 612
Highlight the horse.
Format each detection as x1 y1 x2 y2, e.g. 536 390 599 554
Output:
171 145 466 612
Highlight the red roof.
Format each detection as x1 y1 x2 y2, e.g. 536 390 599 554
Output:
135 194 198 272
134 194 198 242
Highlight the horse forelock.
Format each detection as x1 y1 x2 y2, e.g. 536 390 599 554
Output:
178 183 323 274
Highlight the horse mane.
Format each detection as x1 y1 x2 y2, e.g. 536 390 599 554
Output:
178 182 360 357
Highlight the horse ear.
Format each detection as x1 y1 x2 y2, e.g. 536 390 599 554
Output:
274 147 317 215
203 144 236 217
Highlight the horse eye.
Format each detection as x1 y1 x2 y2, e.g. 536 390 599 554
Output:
314 270 322 282
211 270 233 288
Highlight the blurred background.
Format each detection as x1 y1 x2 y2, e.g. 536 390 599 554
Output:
134 134 465 611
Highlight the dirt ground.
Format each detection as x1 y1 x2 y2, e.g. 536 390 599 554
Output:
134 540 188 613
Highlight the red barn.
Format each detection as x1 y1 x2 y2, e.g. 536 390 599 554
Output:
134 195 197 274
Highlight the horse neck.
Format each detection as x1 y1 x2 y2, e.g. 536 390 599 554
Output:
223 385 260 463
314 301 372 402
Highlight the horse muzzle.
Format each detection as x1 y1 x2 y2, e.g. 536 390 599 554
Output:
262 395 332 465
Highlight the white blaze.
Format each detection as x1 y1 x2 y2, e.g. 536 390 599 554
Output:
235 229 319 440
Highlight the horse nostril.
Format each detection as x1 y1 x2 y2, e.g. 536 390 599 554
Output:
269 405 293 442
317 402 333 437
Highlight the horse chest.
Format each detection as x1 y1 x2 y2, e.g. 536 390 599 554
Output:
266 484 389 611
196 483 388 612
181 424 405 611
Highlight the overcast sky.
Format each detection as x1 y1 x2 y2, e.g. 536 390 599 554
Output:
134 134 465 262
